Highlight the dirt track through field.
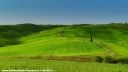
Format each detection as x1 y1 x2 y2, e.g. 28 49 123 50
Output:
60 27 67 37
95 42 115 55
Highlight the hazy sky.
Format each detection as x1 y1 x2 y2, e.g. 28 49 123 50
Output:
0 0 128 24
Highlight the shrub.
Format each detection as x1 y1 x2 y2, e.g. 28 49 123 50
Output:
95 56 103 63
116 58 128 64
104 56 113 63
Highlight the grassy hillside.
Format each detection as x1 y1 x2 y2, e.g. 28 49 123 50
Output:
0 27 106 56
0 24 64 47
0 24 128 56
65 24 128 56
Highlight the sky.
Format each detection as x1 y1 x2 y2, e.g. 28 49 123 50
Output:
0 0 128 24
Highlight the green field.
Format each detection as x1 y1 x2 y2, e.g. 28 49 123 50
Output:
0 58 128 72
0 24 128 56
0 24 128 71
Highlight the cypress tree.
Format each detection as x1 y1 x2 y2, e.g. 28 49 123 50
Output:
90 36 93 42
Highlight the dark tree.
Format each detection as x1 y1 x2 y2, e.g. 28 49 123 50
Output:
90 36 93 42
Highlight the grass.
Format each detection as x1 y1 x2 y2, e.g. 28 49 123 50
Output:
0 24 128 56
0 26 106 56
1 24 128 71
0 36 105 56
0 24 65 47
0 58 128 72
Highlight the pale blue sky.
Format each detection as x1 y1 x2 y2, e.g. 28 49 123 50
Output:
0 0 128 24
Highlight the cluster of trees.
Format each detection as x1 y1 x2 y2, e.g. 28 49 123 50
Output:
72 23 91 26
109 22 128 24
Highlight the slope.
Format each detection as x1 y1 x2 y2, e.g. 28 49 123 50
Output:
0 27 106 56
0 24 128 56
0 24 64 47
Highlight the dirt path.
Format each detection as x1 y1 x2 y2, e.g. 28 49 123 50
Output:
95 42 115 55
60 27 67 37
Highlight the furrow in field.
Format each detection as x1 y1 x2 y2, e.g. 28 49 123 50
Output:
60 27 67 37
95 42 115 55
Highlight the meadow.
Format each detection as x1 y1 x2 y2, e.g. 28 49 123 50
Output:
0 58 128 72
0 24 128 56
0 23 128 71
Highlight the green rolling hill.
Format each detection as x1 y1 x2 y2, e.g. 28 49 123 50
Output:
0 24 128 56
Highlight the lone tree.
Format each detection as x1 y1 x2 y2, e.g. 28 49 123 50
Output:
90 36 93 42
